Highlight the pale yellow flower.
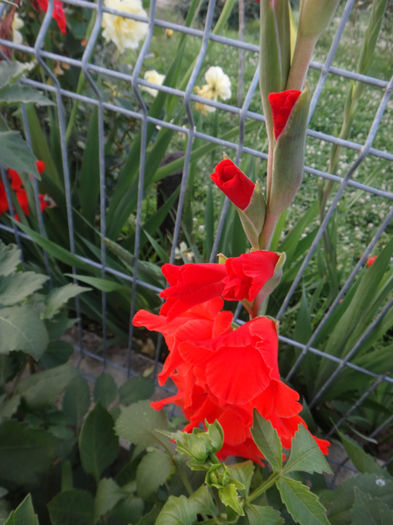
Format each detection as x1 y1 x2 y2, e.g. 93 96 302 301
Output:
194 66 231 115
12 13 24 45
204 66 231 101
165 28 174 38
142 70 165 97
102 0 148 53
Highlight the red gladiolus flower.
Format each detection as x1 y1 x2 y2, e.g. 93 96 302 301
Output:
133 296 329 463
31 0 67 34
366 255 377 268
268 90 301 140
210 159 255 210
0 161 48 220
159 250 280 319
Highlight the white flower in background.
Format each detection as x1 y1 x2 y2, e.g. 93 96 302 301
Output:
195 66 231 115
102 0 148 53
12 13 24 45
204 66 231 100
142 70 165 97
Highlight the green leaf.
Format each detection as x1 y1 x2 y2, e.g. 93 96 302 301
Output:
118 376 155 405
0 62 33 88
79 404 119 481
62 375 91 426
94 478 126 523
277 476 330 525
43 283 90 319
0 393 20 420
0 305 48 359
0 242 20 277
15 363 77 409
136 448 173 499
155 494 197 525
115 400 170 449
110 496 144 523
219 483 244 515
283 424 332 475
246 504 284 525
94 372 118 408
339 432 386 476
79 108 100 224
4 494 39 525
227 461 255 495
351 488 393 525
66 273 129 293
39 340 74 369
0 85 53 106
189 485 217 518
0 131 38 176
0 420 58 486
0 272 48 306
48 490 94 525
250 411 282 472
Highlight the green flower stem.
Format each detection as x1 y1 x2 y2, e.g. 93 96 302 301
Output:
247 472 280 504
65 11 97 144
258 209 280 251
174 457 194 496
286 35 315 90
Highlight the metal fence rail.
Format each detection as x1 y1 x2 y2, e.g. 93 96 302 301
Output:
0 0 392 466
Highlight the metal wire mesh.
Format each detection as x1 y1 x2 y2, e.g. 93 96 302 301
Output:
0 0 392 466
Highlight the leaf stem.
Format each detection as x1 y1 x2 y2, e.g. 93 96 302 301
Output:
247 472 280 504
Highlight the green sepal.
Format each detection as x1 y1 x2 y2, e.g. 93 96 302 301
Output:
269 84 311 215
219 483 245 516
237 181 266 249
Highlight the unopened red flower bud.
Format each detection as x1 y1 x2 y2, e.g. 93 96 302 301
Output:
268 90 301 140
210 159 255 210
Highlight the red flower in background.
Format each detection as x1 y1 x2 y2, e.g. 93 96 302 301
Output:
366 255 377 268
210 159 255 210
159 250 280 319
268 90 301 139
0 161 49 220
31 0 67 34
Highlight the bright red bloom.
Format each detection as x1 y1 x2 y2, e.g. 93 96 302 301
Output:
32 0 67 34
366 255 377 268
0 161 48 220
210 159 255 210
159 250 280 319
268 90 301 140
133 297 329 462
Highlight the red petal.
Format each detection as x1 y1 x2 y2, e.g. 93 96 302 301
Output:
268 90 301 140
210 159 255 210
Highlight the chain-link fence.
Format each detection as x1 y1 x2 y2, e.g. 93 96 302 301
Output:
0 0 392 469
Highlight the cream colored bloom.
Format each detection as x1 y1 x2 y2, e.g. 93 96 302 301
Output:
12 13 24 45
195 66 231 115
102 0 148 53
142 70 165 97
204 66 231 100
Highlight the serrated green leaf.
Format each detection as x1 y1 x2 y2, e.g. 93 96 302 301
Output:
0 420 58 486
94 373 118 408
0 131 38 176
0 85 53 106
250 411 282 472
246 504 284 525
284 424 332 475
351 488 393 525
155 494 197 525
227 461 255 495
118 376 155 405
15 363 77 409
277 476 330 525
219 483 244 515
0 305 48 358
115 400 170 449
0 62 33 89
4 494 39 525
48 489 94 525
0 242 21 276
94 478 126 523
43 283 90 319
62 375 91 427
0 272 48 306
79 404 119 481
136 449 173 499
339 432 386 476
